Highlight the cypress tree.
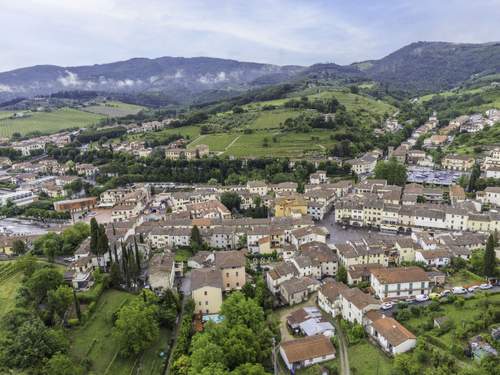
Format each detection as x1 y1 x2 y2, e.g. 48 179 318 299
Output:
113 243 118 264
139 232 144 243
484 234 497 277
89 218 99 255
134 237 141 271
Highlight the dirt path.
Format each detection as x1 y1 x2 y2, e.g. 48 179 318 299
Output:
222 135 241 153
335 320 350 375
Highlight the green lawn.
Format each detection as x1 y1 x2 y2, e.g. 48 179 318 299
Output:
83 101 145 117
348 340 394 375
0 108 105 137
70 289 171 375
174 248 193 262
0 111 13 120
246 110 302 130
188 133 240 152
0 266 23 329
445 270 485 288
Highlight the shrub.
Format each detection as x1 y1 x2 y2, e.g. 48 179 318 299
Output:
67 318 80 327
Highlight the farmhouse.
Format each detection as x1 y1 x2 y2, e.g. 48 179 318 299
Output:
280 335 336 371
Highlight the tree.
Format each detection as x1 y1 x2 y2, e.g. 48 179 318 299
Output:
190 225 203 252
337 265 347 284
113 297 160 356
89 218 99 255
484 234 497 277
43 353 83 375
109 262 122 287
12 239 26 255
97 224 109 269
220 192 242 212
171 354 190 375
467 163 481 192
48 285 73 322
374 158 407 186
0 317 68 370
73 289 81 322
25 268 63 305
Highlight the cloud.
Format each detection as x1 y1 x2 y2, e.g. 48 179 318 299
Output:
57 70 82 87
0 84 12 92
0 0 499 71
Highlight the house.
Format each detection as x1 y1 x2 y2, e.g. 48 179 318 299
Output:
266 261 297 294
309 170 328 184
274 195 308 217
280 335 336 371
53 197 97 213
191 267 223 315
318 280 380 324
370 267 431 301
279 277 320 305
148 252 175 293
286 307 334 337
299 242 338 277
165 144 209 160
484 187 500 207
365 311 417 355
215 250 246 292
347 263 384 285
442 154 475 171
290 226 328 248
415 248 452 268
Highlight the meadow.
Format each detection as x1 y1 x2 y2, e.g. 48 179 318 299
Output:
82 101 145 117
0 108 105 137
70 289 170 375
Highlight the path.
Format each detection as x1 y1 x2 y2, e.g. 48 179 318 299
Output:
188 134 206 147
221 135 241 154
335 320 350 375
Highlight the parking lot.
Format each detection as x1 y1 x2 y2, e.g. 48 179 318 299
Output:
407 166 467 186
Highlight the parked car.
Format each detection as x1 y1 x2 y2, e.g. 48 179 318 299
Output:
467 285 480 293
416 294 429 302
380 302 394 310
405 296 417 304
429 292 441 300
480 283 493 290
440 290 451 297
452 287 467 295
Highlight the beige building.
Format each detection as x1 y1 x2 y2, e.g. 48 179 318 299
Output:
191 267 223 315
148 252 175 293
165 144 209 160
442 154 475 171
215 250 246 291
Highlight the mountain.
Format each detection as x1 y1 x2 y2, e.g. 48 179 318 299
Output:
1 41 499 104
0 57 304 103
355 41 500 92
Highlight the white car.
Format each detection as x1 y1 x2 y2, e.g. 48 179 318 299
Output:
440 290 451 297
452 287 467 295
467 285 480 293
416 294 429 302
480 283 493 290
380 302 394 310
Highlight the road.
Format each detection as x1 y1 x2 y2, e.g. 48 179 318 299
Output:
334 319 350 375
381 286 500 317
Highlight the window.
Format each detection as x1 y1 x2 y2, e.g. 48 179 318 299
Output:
227 283 230 288
204 291 207 296
205 301 208 305
236 271 239 276
226 272 229 277
236 282 239 287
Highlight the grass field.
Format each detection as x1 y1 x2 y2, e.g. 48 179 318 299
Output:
445 270 485 288
0 108 105 137
348 340 394 375
83 101 145 117
244 89 395 118
70 289 170 375
0 111 13 120
188 133 240 152
245 110 302 130
0 262 23 328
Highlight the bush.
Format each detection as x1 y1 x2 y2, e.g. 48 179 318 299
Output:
67 318 80 327
77 280 107 303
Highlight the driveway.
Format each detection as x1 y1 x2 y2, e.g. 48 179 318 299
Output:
334 320 350 375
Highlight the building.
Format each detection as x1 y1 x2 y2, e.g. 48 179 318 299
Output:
280 335 336 371
165 144 209 160
370 267 431 301
365 311 417 355
442 154 475 171
53 197 97 213
0 190 36 206
274 195 308 217
215 250 246 292
148 252 175 293
191 267 223 315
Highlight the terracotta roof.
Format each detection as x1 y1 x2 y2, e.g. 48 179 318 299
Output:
319 280 349 302
280 335 336 363
191 267 222 290
341 287 379 310
215 250 246 269
371 267 429 284
370 314 416 347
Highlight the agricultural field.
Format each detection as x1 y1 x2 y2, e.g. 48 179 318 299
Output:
70 289 170 375
0 111 13 120
83 101 145 117
0 108 105 137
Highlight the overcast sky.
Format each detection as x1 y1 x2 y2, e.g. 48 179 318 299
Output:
2 0 500 72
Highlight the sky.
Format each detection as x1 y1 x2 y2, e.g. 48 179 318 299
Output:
1 0 500 72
